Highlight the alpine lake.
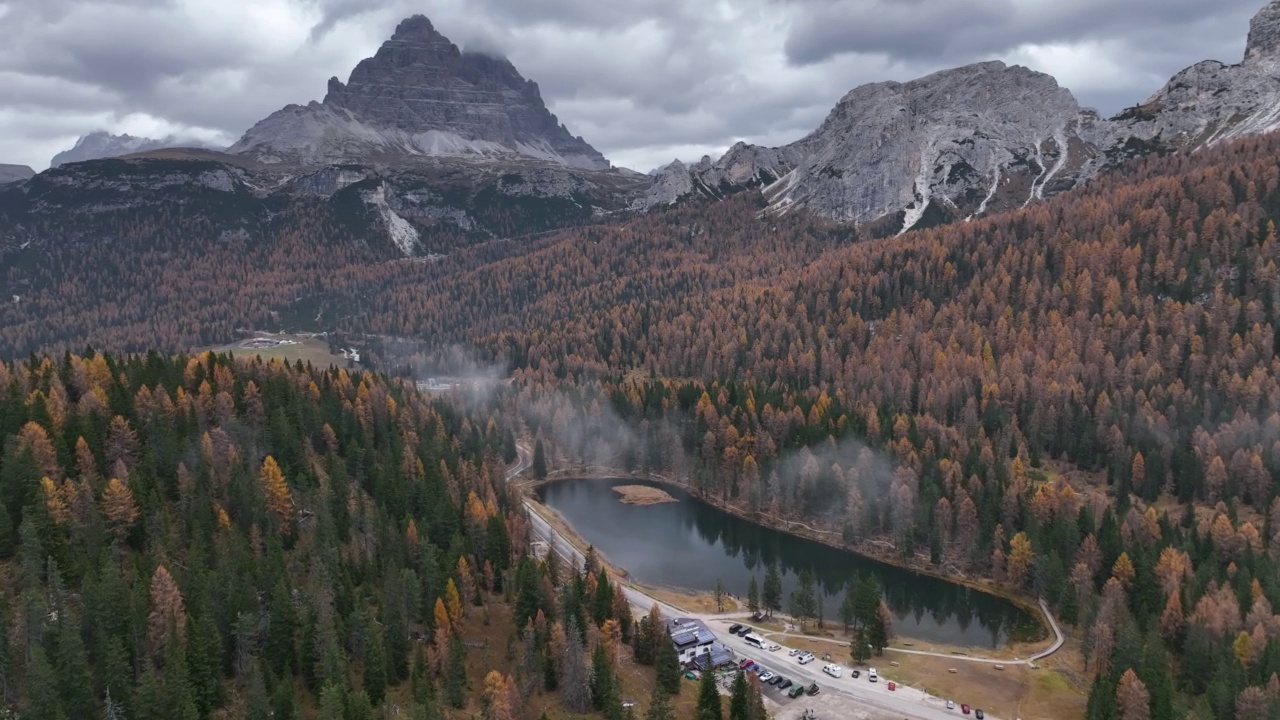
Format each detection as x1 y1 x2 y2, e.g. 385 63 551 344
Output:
535 478 1043 649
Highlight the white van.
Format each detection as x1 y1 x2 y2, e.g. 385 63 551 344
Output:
744 633 765 648
868 667 878 682
798 652 816 664
822 663 843 678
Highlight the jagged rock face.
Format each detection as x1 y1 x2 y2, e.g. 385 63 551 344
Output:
1096 0 1280 165
51 132 184 167
231 16 608 170
0 164 34 184
768 62 1087 228
637 143 800 209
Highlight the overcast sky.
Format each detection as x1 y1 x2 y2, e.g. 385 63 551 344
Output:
0 0 1267 172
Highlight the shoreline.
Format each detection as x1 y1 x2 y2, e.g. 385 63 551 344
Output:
524 471 1053 648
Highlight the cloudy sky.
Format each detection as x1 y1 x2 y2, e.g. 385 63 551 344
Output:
0 0 1267 171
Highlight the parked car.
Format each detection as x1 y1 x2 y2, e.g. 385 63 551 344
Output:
788 648 801 657
887 681 896 691
788 684 805 698
798 652 816 664
868 667 878 682
767 643 782 651
758 671 775 682
806 683 820 696
822 663 843 678
685 671 698 680
975 711 984 720
622 700 636 708
850 669 861 679
728 623 743 634
961 704 971 714
744 662 758 672
778 678 793 689
739 659 753 670
736 626 752 636
768 675 784 685
946 700 955 709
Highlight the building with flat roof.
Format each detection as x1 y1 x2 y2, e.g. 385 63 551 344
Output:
667 617 717 664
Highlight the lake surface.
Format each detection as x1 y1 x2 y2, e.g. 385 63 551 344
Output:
536 478 1040 649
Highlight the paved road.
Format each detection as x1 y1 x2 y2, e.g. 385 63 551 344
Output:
508 447 1005 720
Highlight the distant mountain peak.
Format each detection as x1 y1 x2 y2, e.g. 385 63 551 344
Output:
1247 0 1280 62
230 15 609 170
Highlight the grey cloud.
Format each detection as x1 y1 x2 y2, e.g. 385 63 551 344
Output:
0 0 1272 172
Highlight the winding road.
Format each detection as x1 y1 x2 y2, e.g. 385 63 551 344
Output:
505 445 1065 719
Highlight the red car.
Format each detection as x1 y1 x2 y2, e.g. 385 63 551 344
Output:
887 681 896 691
961 704 971 714
739 659 754 669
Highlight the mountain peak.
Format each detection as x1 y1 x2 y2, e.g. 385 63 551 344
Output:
391 14 439 42
232 15 608 170
1246 0 1280 62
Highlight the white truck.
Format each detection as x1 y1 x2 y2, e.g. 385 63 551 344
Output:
822 663 843 678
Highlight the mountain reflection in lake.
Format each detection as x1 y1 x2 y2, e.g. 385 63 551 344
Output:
536 478 1040 649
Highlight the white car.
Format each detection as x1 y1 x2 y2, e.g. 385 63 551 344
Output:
946 700 955 709
767 643 782 651
868 668 878 682
798 652 816 664
822 663 843 678
788 648 801 657
758 671 775 682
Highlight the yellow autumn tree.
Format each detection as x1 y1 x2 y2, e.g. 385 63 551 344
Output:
445 578 464 630
1112 552 1136 587
40 477 71 526
259 455 293 534
433 596 452 638
1007 532 1034 590
102 478 140 538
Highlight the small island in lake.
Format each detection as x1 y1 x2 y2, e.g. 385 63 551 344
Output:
612 484 677 505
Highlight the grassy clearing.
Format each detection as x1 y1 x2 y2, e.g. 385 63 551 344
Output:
879 652 1085 720
213 333 351 368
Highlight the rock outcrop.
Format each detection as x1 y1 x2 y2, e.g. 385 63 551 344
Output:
1093 0 1280 166
0 164 34 184
51 132 188 167
642 1 1280 231
231 16 608 170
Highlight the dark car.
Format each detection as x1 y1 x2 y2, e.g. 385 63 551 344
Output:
778 678 793 690
736 626 752 636
975 711 984 720
768 675 784 685
788 685 805 698
850 669 860 679
728 623 743 634
806 683 820 696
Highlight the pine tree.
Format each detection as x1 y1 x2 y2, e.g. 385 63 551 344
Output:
646 687 675 720
591 643 620 717
634 614 655 665
533 439 548 479
363 623 389 706
27 642 67 720
54 610 94 720
695 662 723 720
747 576 759 616
655 625 681 695
714 578 727 613
444 634 468 708
560 623 592 713
763 562 782 618
729 669 750 720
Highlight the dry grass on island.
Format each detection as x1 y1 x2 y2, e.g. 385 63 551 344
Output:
613 484 678 505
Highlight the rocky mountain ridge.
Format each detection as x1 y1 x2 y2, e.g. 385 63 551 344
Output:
49 131 221 167
230 15 608 170
642 0 1280 231
0 164 33 184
